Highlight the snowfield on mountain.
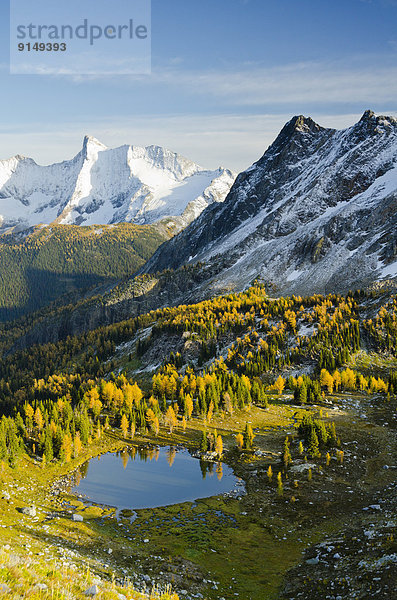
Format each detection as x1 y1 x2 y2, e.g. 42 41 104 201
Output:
0 136 235 233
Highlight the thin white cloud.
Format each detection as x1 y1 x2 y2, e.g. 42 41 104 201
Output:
61 56 397 109
148 60 397 106
10 52 150 76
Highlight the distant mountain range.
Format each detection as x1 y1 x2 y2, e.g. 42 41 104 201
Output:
2 110 397 346
0 137 235 234
1 110 397 331
144 110 397 295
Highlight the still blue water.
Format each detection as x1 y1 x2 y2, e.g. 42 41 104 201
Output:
72 446 240 510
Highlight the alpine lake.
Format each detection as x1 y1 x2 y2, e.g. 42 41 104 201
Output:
71 445 242 513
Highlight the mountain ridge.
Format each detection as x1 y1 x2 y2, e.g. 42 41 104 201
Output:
143 110 397 295
0 137 235 233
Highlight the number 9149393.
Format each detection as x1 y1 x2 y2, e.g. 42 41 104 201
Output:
18 42 67 51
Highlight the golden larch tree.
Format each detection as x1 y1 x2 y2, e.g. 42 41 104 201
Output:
121 414 129 438
215 435 223 458
165 406 177 434
74 431 82 458
236 433 244 450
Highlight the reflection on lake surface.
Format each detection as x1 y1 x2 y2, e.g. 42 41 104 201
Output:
72 446 239 510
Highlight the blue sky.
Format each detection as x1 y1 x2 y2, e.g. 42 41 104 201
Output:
1 0 397 171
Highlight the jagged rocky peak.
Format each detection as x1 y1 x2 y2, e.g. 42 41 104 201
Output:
252 113 333 172
358 109 397 124
0 138 236 231
360 109 376 121
286 114 324 134
81 135 107 157
144 110 397 296
13 153 33 163
270 114 326 149
354 109 397 136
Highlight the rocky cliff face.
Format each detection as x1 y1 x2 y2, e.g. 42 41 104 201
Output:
144 111 397 295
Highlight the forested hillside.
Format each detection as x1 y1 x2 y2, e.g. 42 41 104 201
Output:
1 284 396 418
0 284 396 599
0 223 169 321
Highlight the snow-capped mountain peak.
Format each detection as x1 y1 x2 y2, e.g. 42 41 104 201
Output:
81 135 108 159
144 110 397 294
0 138 236 232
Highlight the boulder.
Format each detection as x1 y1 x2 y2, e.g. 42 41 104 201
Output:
84 584 99 596
35 583 48 591
72 514 83 522
20 506 36 517
7 553 21 567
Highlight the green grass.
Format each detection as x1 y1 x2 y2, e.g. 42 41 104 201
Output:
0 404 303 600
1 395 395 600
